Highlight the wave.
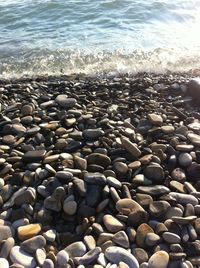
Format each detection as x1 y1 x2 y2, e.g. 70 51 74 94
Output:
1 47 200 79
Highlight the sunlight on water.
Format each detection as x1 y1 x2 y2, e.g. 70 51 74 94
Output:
0 0 200 78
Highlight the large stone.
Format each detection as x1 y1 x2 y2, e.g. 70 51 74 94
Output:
0 258 9 268
22 150 46 163
121 137 141 158
136 223 154 248
103 214 125 233
20 235 46 253
83 129 104 140
187 78 200 103
55 95 77 109
148 113 163 126
10 246 36 268
64 241 86 258
17 224 41 240
86 153 111 168
148 250 169 268
105 246 139 268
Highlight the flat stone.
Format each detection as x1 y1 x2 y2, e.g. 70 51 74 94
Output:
137 185 170 196
22 150 46 163
0 226 12 243
176 144 194 152
187 132 200 146
136 223 154 248
10 246 36 268
64 241 86 258
55 95 77 109
162 232 181 244
83 129 104 140
161 125 175 133
148 250 169 268
103 214 125 233
17 224 41 240
148 113 163 126
107 176 122 189
86 153 111 168
132 174 152 186
171 168 186 182
105 246 139 268
121 137 141 158
20 235 46 253
169 192 198 206
172 216 197 225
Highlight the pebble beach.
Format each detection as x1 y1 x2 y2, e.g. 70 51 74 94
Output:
0 73 200 268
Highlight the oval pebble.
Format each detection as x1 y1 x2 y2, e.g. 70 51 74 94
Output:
10 246 36 268
105 246 139 268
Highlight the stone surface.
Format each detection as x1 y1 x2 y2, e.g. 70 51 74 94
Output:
105 246 139 268
17 224 41 240
20 235 46 253
148 250 169 268
103 214 125 233
10 246 36 268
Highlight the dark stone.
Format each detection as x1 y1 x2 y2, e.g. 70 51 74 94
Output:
22 150 46 163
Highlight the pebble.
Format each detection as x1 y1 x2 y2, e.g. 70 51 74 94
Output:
0 258 9 268
64 241 86 258
121 137 141 158
0 226 13 242
17 224 41 240
148 250 169 268
148 113 163 126
103 214 125 233
10 246 36 268
162 232 181 244
20 235 46 253
55 94 77 108
178 153 192 167
56 250 69 266
105 246 139 268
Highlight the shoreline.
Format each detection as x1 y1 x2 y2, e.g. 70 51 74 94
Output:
0 73 200 267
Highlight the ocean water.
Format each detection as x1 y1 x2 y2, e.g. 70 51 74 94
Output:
0 0 200 78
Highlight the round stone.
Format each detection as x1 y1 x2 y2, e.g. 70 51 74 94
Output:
148 250 169 268
63 200 77 215
178 153 192 167
21 105 33 116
